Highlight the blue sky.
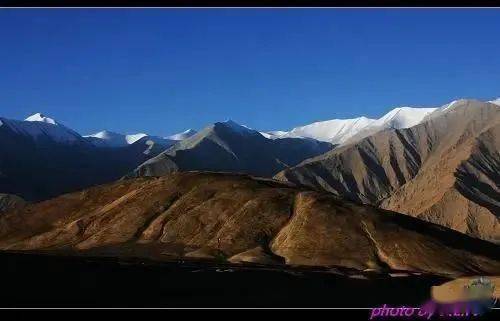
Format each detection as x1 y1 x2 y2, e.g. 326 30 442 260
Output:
1 9 500 136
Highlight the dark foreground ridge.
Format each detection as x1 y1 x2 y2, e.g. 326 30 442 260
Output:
0 251 448 308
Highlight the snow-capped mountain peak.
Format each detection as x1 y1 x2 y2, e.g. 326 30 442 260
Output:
84 130 145 147
370 106 437 129
125 133 148 144
25 113 58 125
0 113 82 144
88 130 117 138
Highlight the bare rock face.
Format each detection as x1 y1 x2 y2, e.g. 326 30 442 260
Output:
0 194 26 214
275 100 500 243
0 172 498 277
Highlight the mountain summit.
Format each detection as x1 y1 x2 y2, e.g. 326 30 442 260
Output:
24 113 58 125
0 113 82 144
369 106 437 129
343 106 437 144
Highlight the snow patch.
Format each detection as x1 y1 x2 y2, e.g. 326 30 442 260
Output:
85 131 147 147
125 133 148 144
259 132 274 139
260 130 289 139
167 129 198 141
441 100 460 111
489 98 500 106
278 116 376 144
143 139 155 155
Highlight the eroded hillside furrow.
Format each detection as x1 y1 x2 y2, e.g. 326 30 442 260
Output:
133 194 182 240
394 130 422 173
359 221 393 271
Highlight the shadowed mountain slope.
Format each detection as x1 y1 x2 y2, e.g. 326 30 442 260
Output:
129 120 334 178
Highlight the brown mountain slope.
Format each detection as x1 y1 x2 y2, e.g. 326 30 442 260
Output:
0 172 498 277
275 100 500 243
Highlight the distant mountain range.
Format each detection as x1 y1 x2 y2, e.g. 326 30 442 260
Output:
0 113 331 201
0 98 498 247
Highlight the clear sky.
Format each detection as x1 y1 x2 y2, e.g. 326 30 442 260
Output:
1 8 500 136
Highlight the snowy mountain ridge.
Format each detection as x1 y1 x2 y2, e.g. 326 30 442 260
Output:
263 106 439 144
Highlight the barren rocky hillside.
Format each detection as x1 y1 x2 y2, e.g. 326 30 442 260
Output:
0 172 498 277
275 100 500 243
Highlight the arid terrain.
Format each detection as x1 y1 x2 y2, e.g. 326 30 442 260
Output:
0 171 498 278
